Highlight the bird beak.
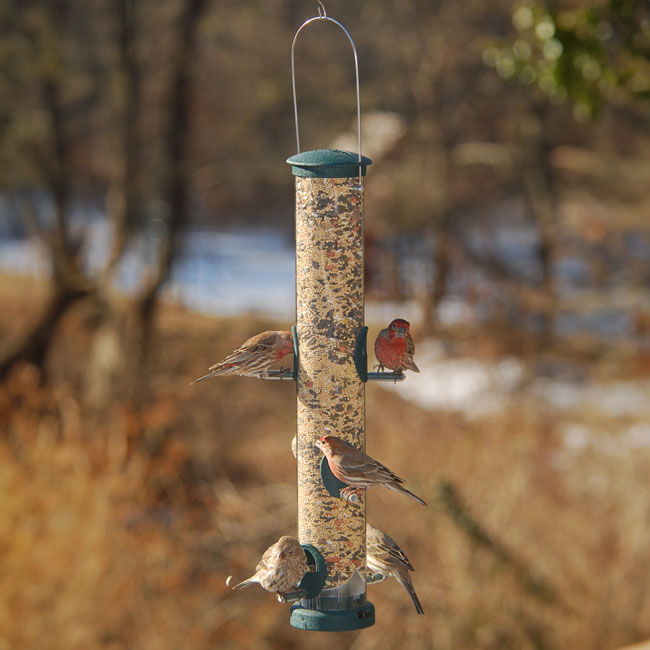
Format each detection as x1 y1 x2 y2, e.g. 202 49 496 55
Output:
397 327 408 337
278 551 286 560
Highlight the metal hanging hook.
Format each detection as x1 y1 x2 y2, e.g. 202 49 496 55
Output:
291 7 363 181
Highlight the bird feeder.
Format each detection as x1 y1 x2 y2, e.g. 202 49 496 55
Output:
287 3 375 632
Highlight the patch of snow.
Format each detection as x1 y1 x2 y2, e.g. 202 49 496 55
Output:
378 341 525 418
558 422 650 462
532 379 650 418
377 339 650 424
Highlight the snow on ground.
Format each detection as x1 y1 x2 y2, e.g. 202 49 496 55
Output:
377 340 526 418
378 338 650 420
0 238 49 277
561 422 650 457
376 337 650 462
531 377 650 418
3 224 649 452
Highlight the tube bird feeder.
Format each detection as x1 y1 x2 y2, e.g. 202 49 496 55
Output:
287 5 375 632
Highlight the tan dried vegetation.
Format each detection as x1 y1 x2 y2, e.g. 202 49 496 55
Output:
1 274 649 650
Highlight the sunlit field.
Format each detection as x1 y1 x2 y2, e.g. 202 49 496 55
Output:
2 273 649 650
2 0 650 647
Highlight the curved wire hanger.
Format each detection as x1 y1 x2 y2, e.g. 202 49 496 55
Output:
291 1 363 170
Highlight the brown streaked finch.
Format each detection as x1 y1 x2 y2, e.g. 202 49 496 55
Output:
366 523 424 614
192 330 293 382
232 536 308 598
315 435 427 505
374 319 420 374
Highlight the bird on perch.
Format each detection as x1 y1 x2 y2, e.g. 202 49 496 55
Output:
191 330 294 382
231 535 308 599
374 318 420 375
315 435 427 505
366 523 424 614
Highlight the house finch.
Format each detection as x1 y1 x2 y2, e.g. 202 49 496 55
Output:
192 330 294 382
232 535 308 598
366 523 424 614
374 319 420 374
315 435 427 505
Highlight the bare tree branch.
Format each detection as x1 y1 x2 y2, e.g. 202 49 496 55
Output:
105 0 142 276
131 0 210 397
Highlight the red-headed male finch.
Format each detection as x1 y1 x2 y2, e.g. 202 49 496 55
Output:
192 330 293 383
366 523 424 615
374 318 420 374
231 536 308 598
315 435 427 505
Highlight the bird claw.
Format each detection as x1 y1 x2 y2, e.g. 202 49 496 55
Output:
277 589 305 603
365 571 388 585
339 487 362 504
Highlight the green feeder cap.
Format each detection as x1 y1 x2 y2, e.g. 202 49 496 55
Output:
287 149 372 178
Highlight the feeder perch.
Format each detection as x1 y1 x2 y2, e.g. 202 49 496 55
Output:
280 544 328 603
288 5 375 632
354 327 406 383
264 368 295 380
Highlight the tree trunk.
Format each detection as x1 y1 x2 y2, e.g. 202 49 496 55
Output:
0 0 91 384
421 211 452 334
0 284 91 382
84 0 142 407
105 0 142 274
131 0 210 399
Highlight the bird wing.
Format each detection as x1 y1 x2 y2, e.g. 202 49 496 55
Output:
254 542 277 573
404 334 420 372
405 334 415 358
340 450 404 486
367 528 414 572
208 331 275 371
233 552 270 590
384 540 414 572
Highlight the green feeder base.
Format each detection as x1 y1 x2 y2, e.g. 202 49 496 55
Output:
290 601 375 632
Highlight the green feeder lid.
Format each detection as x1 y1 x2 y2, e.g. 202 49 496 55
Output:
287 149 372 178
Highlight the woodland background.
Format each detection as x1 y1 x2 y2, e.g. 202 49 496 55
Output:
1 1 650 649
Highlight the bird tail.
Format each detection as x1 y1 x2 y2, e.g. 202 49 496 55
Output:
191 364 239 384
389 482 427 505
408 360 420 373
395 571 424 614
232 577 255 590
190 372 218 384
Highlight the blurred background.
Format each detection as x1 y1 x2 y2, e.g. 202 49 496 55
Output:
1 0 650 648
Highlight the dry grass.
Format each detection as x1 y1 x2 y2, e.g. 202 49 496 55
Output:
1 273 649 650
